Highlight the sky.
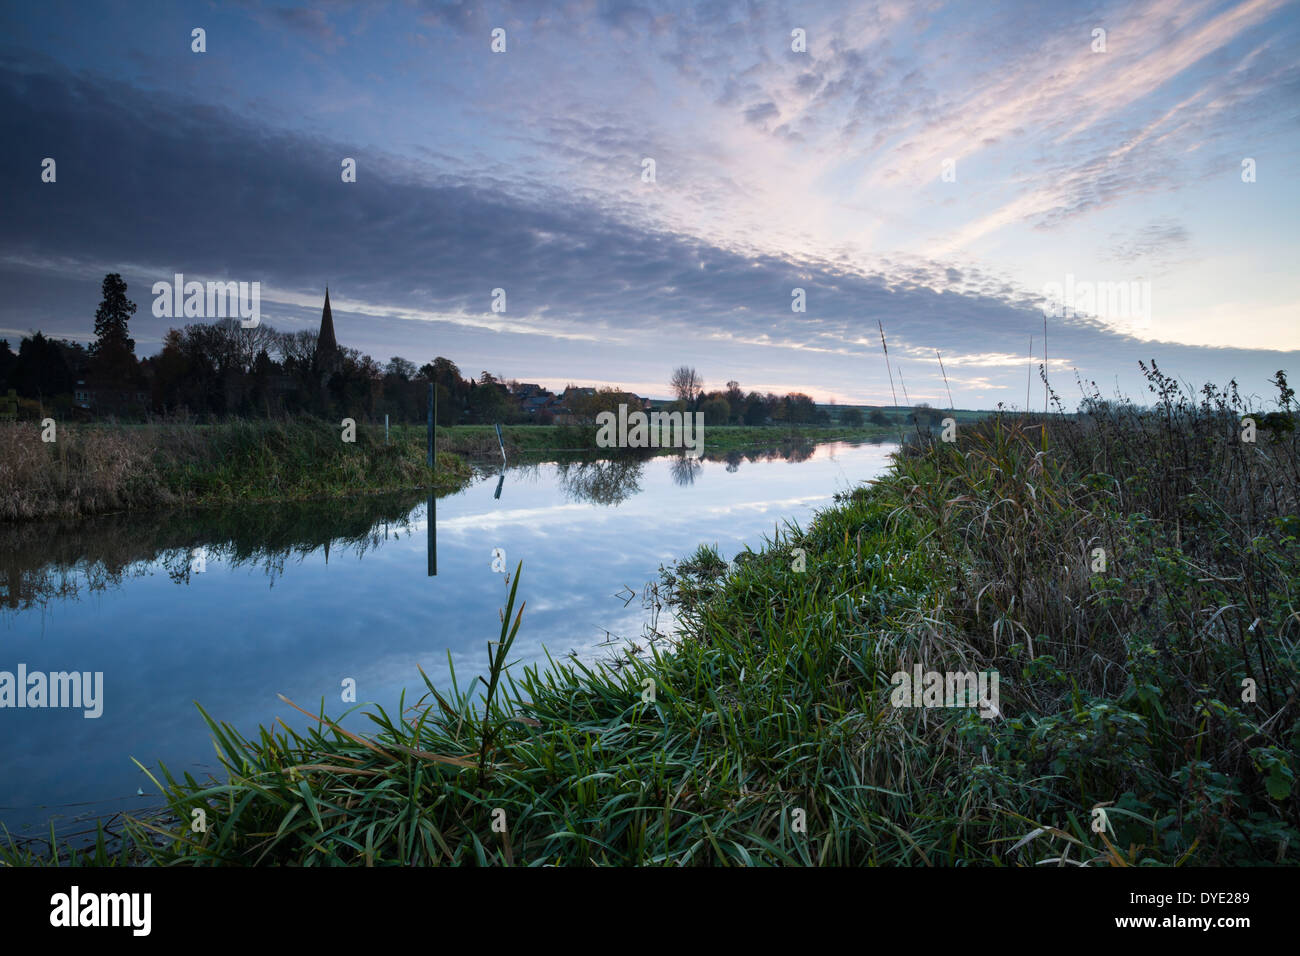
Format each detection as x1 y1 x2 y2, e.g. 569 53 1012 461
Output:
1 0 1297 407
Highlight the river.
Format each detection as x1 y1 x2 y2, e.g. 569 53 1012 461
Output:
0 439 896 839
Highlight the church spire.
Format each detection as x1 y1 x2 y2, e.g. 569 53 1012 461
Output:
315 287 339 370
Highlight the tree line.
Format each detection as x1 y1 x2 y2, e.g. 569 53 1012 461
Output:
0 277 926 428
0 275 533 424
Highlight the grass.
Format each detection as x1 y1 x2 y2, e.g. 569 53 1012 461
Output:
0 418 471 522
3 366 1296 865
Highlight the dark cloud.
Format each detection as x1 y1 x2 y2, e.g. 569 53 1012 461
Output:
743 100 779 125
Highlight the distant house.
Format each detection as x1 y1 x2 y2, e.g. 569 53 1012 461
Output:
74 377 149 413
507 384 566 421
553 386 597 423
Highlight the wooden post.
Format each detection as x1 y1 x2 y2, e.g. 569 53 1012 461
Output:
384 413 389 444
434 494 444 574
426 390 437 575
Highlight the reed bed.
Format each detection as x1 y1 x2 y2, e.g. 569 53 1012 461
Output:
0 419 470 522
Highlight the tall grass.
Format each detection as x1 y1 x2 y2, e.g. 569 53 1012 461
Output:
5 368 1296 866
0 419 470 522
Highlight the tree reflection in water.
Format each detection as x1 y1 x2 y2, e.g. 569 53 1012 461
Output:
553 458 644 505
0 492 427 614
670 455 701 487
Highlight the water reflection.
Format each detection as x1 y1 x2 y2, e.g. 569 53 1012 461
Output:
555 458 644 505
0 493 426 614
434 494 444 574
670 456 701 486
2 441 884 615
0 441 898 838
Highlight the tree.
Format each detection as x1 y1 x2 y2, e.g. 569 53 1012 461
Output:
569 386 641 425
784 392 816 423
841 407 864 426
386 356 417 381
670 366 703 406
278 329 319 369
424 357 463 393
910 402 943 429
12 332 74 399
700 396 730 425
468 377 511 423
215 318 279 374
435 383 456 425
249 348 278 413
149 329 191 412
91 273 137 376
0 339 15 389
724 380 744 421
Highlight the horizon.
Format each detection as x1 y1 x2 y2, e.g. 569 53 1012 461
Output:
2 0 1297 408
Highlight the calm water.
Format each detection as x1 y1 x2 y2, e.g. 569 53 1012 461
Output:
0 441 896 837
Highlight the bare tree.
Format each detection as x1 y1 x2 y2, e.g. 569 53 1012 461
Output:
227 319 281 373
670 366 703 406
277 328 318 367
186 319 278 374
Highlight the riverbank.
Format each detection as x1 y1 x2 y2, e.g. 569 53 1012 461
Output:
0 419 895 522
0 420 471 522
5 372 1296 866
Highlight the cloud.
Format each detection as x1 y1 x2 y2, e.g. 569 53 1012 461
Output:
1104 218 1191 267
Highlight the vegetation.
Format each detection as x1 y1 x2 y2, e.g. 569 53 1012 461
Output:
0 415 902 524
0 419 470 522
5 364 1294 866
